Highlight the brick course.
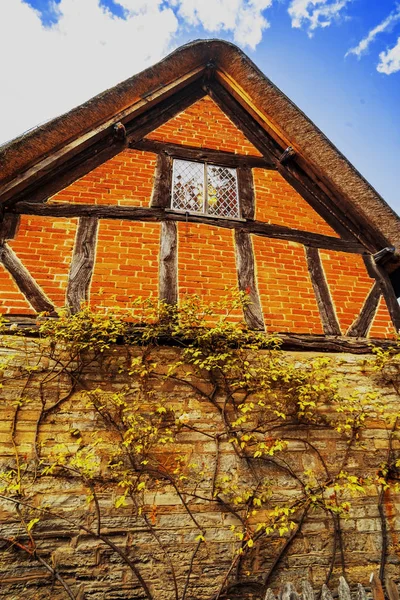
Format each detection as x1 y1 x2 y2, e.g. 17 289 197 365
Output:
253 238 324 334
90 219 160 309
253 169 339 237
147 96 262 155
177 222 240 314
50 150 156 207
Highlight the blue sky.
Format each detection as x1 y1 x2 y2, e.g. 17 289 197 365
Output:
1 0 400 215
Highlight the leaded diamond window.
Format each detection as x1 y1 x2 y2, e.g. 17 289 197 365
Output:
171 159 240 219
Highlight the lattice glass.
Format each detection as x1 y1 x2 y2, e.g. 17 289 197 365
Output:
171 159 240 218
171 160 204 213
206 165 239 218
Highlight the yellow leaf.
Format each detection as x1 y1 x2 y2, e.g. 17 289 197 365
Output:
27 518 39 532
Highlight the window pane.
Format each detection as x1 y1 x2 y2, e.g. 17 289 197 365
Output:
206 165 239 218
171 160 204 213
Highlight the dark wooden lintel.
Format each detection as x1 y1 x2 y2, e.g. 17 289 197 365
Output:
234 230 264 330
132 139 274 169
0 244 55 313
305 246 341 336
277 333 397 353
159 221 178 305
11 203 367 254
66 217 99 313
1 317 396 353
347 282 381 338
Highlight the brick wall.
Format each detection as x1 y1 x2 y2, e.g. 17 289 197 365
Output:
253 169 339 237
147 96 262 155
90 220 160 309
0 341 399 598
253 238 324 334
177 222 238 304
51 150 156 206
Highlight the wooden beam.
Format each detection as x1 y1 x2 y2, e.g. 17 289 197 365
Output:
159 221 178 305
3 83 206 208
12 203 367 254
237 166 255 220
207 81 388 252
234 230 264 330
0 244 55 313
347 282 381 337
66 217 99 313
305 246 341 336
151 154 173 208
0 214 19 244
3 315 397 353
277 333 397 354
132 139 274 169
364 255 400 332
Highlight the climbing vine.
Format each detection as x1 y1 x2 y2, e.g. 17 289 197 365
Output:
0 295 399 599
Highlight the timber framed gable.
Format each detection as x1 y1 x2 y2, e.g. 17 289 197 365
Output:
0 39 399 348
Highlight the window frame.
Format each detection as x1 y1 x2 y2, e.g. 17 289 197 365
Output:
170 158 242 221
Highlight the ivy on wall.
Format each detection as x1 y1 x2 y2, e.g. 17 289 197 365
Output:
0 294 399 599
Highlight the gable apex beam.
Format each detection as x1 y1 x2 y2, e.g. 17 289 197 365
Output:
206 80 388 252
3 82 206 208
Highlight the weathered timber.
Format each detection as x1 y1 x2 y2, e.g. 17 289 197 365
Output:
277 333 397 353
12 203 367 254
347 282 381 337
235 229 265 330
3 83 206 208
0 67 205 205
305 246 341 336
66 217 99 313
133 139 274 169
2 317 398 352
234 230 264 330
364 255 400 331
0 244 55 313
151 154 173 208
159 221 178 305
237 166 255 220
0 213 19 243
207 80 389 251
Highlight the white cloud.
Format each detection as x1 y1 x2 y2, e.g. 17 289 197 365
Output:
288 0 350 35
346 7 400 58
0 0 276 146
175 0 273 49
0 0 178 145
378 36 400 74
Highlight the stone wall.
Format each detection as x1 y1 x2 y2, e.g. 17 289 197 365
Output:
0 339 399 599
